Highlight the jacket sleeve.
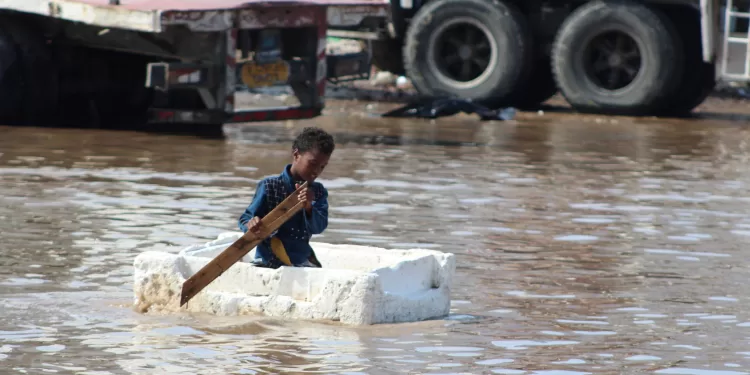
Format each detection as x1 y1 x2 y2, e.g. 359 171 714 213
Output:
238 181 268 232
306 185 329 235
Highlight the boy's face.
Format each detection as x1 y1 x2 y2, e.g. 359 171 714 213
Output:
292 148 330 183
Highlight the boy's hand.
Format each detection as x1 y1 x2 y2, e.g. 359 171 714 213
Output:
247 216 262 234
296 183 314 212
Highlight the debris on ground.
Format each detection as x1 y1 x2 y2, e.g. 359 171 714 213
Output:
381 98 516 120
324 38 417 102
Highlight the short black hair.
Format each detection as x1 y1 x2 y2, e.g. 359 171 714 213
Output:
293 127 335 156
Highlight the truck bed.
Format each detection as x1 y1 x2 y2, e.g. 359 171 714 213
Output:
0 0 389 32
75 0 388 10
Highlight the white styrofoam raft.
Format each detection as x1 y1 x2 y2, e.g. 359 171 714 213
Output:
133 232 456 325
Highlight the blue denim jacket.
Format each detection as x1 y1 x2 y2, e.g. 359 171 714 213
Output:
238 164 328 266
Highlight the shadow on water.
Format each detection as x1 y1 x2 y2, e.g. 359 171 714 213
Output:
691 110 750 123
9 92 750 143
528 100 750 124
223 112 720 173
5 120 229 140
225 122 486 148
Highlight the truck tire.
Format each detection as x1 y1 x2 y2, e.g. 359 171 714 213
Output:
511 57 558 109
403 0 531 107
371 39 406 75
551 0 683 115
657 6 715 116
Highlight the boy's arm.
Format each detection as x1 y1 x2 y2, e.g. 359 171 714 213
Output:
306 186 328 235
238 181 268 232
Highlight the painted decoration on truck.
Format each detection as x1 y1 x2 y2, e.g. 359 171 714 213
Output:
240 61 291 88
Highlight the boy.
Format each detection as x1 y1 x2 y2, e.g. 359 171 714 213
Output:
238 127 335 268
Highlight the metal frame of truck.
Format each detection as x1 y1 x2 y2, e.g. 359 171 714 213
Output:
354 0 750 117
0 0 389 127
718 0 750 81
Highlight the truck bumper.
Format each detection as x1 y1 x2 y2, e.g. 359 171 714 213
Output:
144 42 370 125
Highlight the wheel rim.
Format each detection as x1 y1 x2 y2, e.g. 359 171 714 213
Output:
427 17 498 89
583 30 642 91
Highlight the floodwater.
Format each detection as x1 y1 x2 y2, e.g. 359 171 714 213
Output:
3 99 750 375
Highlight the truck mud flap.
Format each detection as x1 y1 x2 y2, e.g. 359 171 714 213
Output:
146 63 214 91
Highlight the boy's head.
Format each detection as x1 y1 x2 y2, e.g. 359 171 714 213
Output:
291 127 335 183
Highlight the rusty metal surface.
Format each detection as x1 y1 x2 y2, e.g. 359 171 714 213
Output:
74 0 389 10
0 0 386 33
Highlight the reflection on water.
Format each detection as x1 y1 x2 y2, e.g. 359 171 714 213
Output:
3 103 750 373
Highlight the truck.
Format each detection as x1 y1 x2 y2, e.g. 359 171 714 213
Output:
0 0 389 127
339 0 748 116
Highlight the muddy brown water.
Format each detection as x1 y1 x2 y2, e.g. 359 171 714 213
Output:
3 99 750 374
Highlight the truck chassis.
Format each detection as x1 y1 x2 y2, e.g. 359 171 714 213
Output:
356 0 750 117
0 0 389 127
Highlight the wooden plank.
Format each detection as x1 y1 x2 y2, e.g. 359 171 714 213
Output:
179 181 307 306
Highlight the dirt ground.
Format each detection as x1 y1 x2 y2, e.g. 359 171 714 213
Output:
325 74 750 120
